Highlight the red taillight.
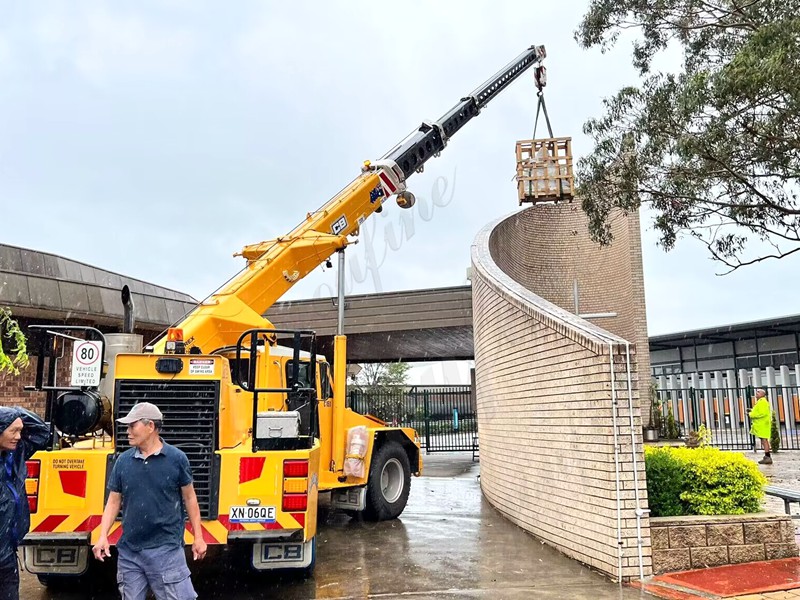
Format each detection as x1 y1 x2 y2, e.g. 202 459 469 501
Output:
283 460 308 478
26 460 40 514
26 460 40 479
282 493 308 512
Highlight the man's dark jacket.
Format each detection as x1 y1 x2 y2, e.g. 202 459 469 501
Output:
0 407 49 564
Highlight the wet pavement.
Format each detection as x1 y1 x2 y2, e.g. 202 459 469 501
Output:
745 449 800 517
20 453 653 599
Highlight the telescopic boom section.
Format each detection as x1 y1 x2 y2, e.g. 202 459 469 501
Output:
151 44 546 355
381 45 546 179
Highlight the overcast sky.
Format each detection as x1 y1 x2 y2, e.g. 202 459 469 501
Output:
3 0 799 362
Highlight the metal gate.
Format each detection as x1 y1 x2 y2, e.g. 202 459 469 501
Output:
348 385 477 453
654 385 800 451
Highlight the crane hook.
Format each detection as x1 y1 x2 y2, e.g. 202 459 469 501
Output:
534 65 547 91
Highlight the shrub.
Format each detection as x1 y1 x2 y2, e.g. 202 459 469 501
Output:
685 424 712 448
644 447 687 516
0 307 28 375
664 405 681 440
645 446 766 517
771 412 781 453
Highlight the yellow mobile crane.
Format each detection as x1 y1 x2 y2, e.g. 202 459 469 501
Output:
21 44 547 583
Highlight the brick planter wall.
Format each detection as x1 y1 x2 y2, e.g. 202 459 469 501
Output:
651 514 799 574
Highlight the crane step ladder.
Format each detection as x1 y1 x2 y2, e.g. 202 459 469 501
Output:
515 137 575 204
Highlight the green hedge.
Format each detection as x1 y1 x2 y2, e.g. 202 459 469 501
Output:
644 446 766 517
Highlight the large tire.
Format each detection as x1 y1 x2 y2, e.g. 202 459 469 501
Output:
364 440 411 521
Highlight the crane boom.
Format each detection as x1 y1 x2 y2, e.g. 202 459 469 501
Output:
152 44 546 355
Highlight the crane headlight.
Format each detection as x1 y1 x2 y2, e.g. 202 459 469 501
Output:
165 327 186 354
396 191 416 209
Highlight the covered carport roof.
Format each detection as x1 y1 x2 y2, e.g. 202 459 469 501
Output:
649 314 800 350
0 243 197 329
266 285 474 363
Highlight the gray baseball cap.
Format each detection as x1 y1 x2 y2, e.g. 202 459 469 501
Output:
117 402 163 424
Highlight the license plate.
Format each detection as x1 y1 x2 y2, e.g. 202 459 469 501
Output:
331 487 366 511
252 540 313 570
229 505 276 523
22 545 88 575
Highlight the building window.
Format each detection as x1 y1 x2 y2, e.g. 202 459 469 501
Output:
736 351 799 370
652 363 681 376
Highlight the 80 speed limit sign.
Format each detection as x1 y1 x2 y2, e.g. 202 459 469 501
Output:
70 340 103 387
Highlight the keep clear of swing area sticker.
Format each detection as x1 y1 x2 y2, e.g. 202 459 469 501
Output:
189 359 215 375
70 340 103 387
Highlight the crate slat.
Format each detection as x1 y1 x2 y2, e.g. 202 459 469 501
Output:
515 137 575 204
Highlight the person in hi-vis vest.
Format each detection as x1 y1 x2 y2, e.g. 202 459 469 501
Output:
749 389 773 465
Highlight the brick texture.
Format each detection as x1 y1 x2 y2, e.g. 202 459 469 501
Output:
651 515 798 573
487 203 650 378
471 204 652 582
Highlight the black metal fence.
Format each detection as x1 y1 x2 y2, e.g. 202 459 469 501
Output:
654 385 800 450
348 385 477 453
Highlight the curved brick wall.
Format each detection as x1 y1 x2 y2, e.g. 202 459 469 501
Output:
471 203 651 581
488 204 649 363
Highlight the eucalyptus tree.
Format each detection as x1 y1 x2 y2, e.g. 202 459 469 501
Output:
576 0 800 271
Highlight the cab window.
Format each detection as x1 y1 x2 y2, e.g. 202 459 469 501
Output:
319 363 332 399
285 361 311 389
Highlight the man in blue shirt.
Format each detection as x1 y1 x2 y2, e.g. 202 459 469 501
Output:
0 407 50 600
92 402 206 600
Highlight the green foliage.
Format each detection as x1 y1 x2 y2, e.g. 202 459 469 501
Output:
575 1 800 272
644 446 687 516
770 412 781 453
425 419 477 435
677 447 767 515
353 362 410 389
665 404 681 440
645 446 767 517
351 388 406 424
351 363 411 423
685 424 712 448
0 308 29 376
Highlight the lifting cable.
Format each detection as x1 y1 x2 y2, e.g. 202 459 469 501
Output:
532 64 553 139
530 63 571 200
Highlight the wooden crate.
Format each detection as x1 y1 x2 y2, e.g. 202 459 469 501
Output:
516 137 575 204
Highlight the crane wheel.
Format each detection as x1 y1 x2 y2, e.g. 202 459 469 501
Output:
363 440 411 521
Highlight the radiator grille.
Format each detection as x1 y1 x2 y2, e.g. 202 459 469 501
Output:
114 380 218 518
